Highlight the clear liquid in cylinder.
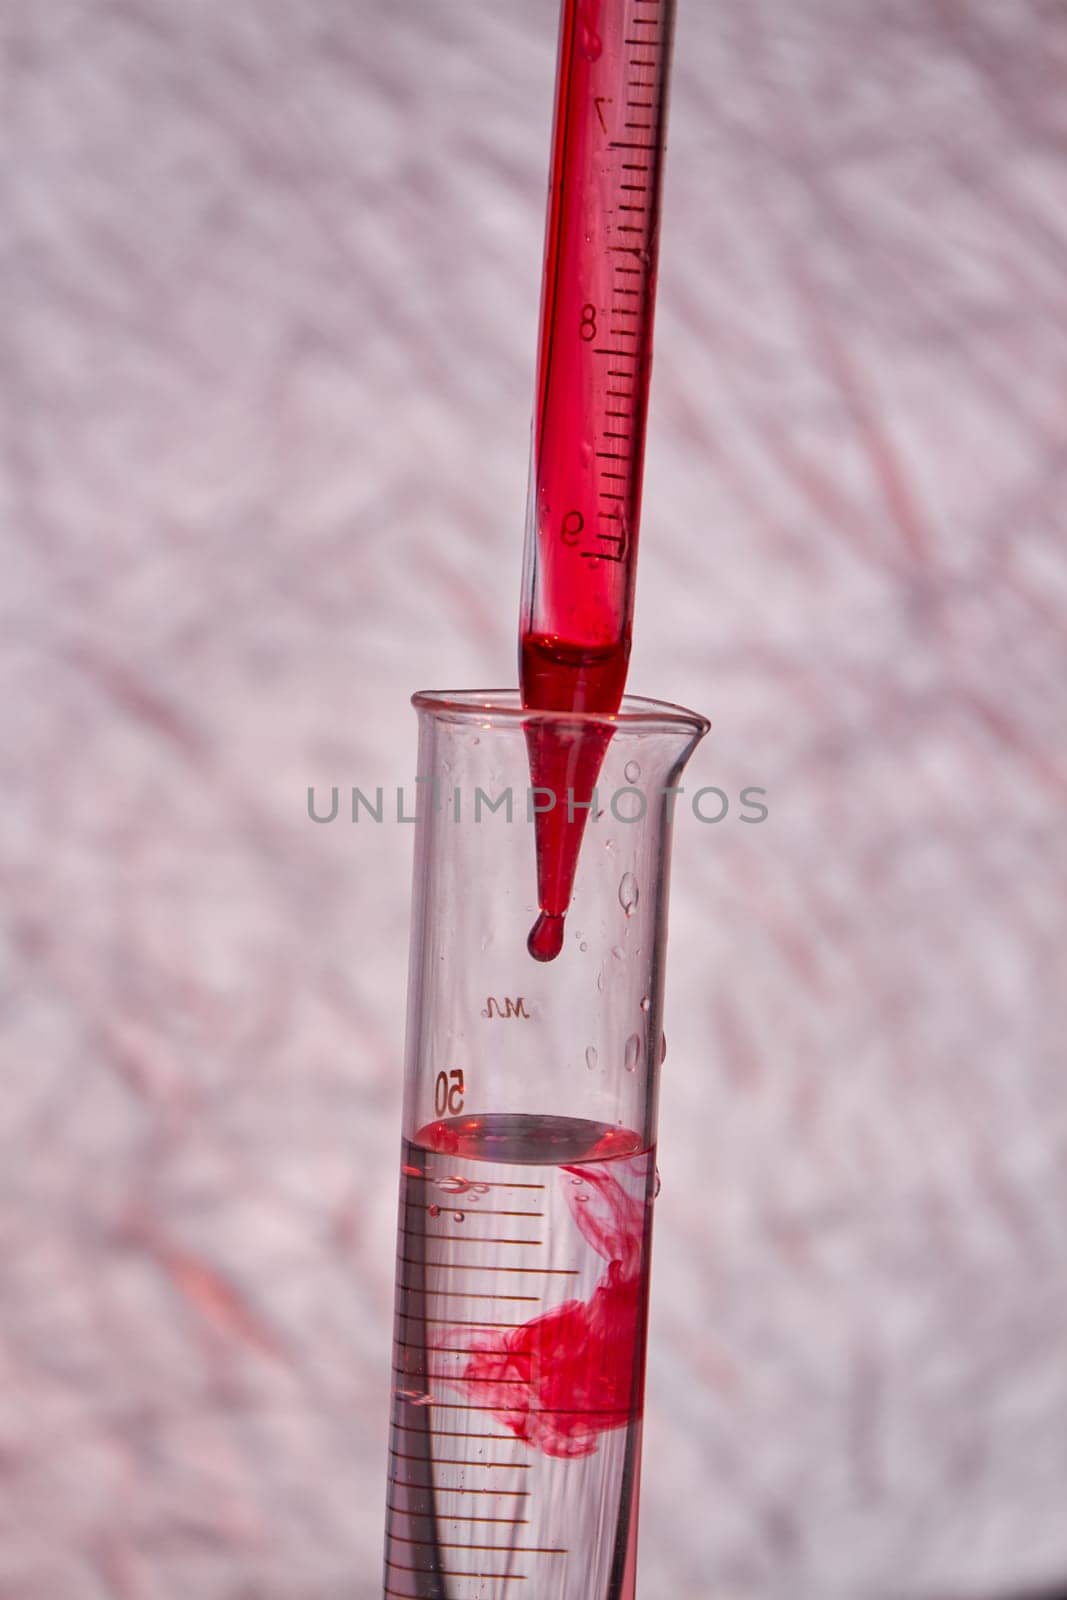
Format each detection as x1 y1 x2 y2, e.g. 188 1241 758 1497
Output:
384 1113 656 1599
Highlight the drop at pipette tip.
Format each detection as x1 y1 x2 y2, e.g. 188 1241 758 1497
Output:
528 910 565 962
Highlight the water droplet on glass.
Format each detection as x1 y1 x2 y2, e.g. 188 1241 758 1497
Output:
581 23 602 59
576 1192 590 1202
570 1176 584 1186
612 945 624 961
412 1392 434 1407
624 1033 641 1072
579 940 588 953
585 1045 598 1072
619 873 639 917
640 995 651 1013
427 1203 440 1218
453 1211 465 1222
660 1032 667 1063
654 1169 662 1198
471 1183 490 1197
624 760 641 783
596 970 605 993
437 1176 469 1195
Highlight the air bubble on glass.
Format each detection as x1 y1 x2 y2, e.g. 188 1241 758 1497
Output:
624 1033 641 1072
585 1045 598 1072
619 873 639 916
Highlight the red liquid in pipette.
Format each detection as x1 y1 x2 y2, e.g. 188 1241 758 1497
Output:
520 0 674 958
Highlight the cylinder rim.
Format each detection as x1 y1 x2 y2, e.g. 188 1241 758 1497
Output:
411 688 710 737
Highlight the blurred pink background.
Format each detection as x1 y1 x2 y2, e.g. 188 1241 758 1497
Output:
4 1 1066 1597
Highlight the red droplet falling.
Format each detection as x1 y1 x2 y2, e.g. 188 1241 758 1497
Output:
527 910 565 962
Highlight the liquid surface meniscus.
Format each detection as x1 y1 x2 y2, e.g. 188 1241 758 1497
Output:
383 1112 657 1599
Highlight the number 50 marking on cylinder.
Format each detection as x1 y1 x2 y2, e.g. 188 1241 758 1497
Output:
434 1069 465 1116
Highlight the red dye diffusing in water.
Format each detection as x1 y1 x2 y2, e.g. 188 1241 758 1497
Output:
519 0 674 959
417 1113 653 1458
384 1112 657 1589
433 1157 649 1456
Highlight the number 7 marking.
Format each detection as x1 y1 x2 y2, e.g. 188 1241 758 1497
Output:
594 96 611 135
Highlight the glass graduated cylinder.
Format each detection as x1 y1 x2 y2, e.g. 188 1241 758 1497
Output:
382 691 709 1600
385 1113 655 1599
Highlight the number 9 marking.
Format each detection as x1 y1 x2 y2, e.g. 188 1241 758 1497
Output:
561 510 584 546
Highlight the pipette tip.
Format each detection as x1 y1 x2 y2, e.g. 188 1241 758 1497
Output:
528 911 565 963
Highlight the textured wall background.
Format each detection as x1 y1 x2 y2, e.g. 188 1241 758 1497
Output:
3 2 1066 1597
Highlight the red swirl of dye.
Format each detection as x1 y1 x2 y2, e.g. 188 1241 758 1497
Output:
431 1163 647 1458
